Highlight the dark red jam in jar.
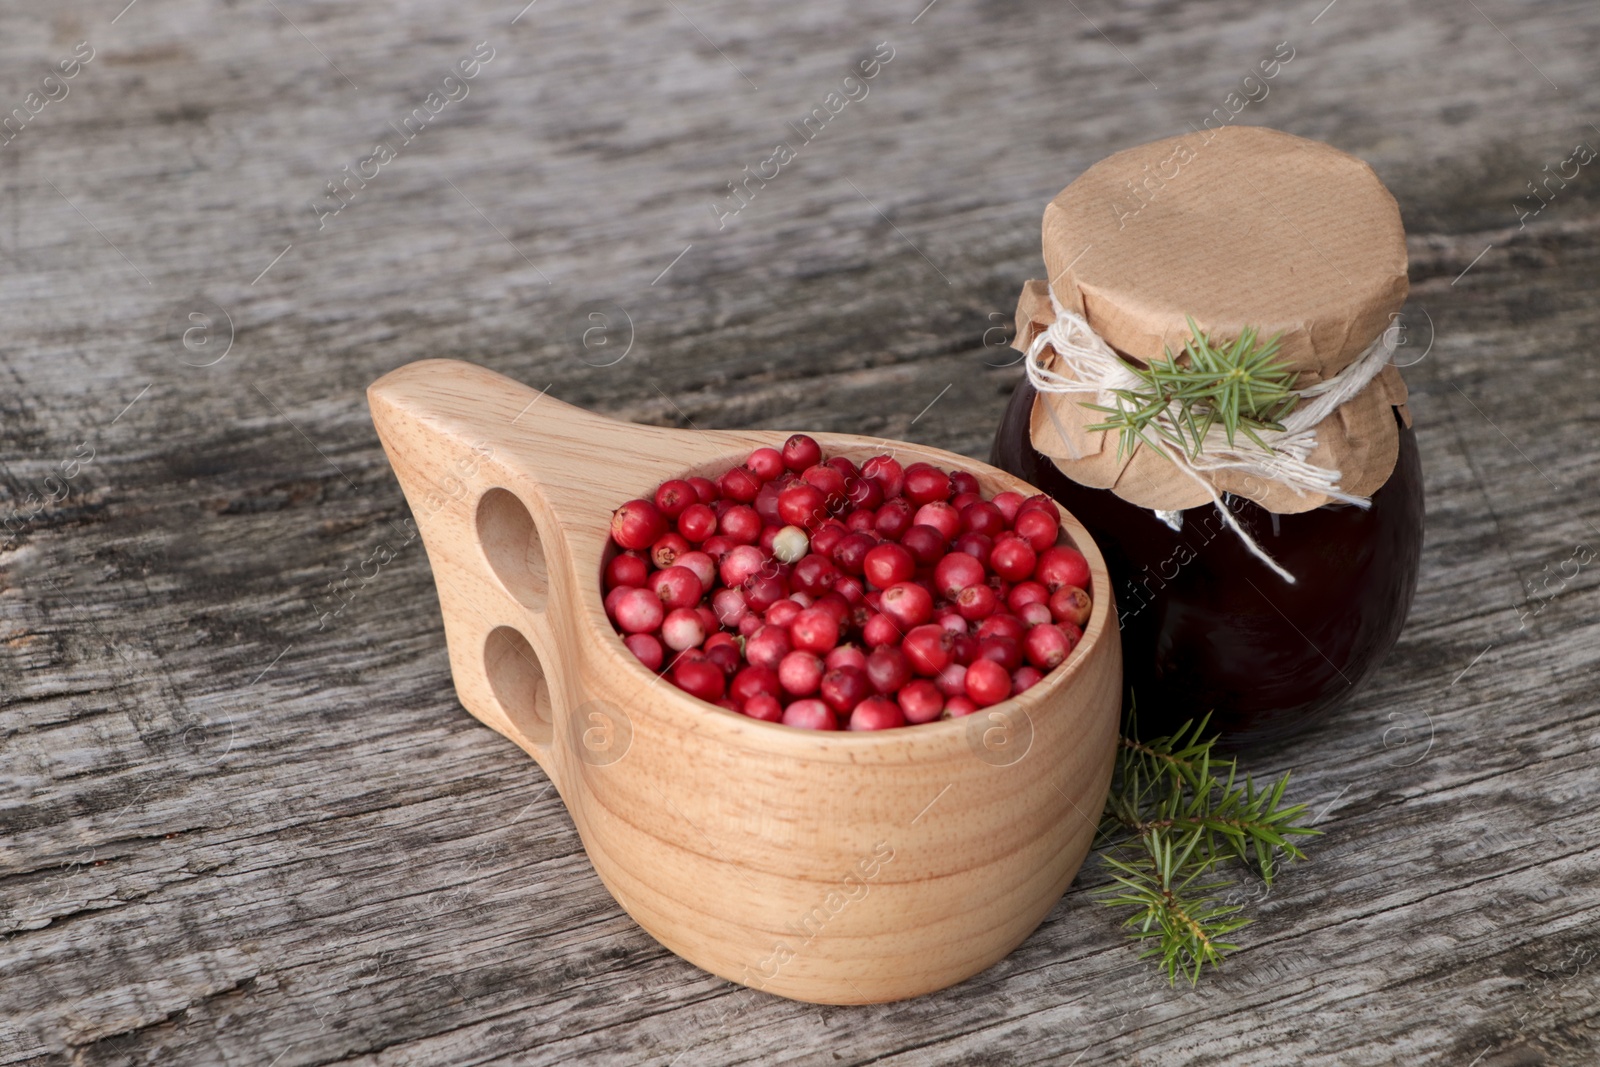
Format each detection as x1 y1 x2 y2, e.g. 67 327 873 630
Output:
999 126 1425 745
993 381 1422 745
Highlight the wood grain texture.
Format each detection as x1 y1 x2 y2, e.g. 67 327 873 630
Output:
1 0 1597 1063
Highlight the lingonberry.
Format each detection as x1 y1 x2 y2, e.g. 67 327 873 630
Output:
671 659 726 703
826 455 860 481
989 537 1038 583
865 646 912 694
649 566 702 611
778 482 829 528
977 636 1022 672
961 500 1005 538
900 524 946 565
812 593 851 625
824 644 868 673
956 583 999 622
782 433 822 472
792 554 840 597
654 479 697 520
623 632 664 671
844 476 883 511
913 502 960 541
832 532 878 576
661 608 707 652
848 696 905 731
1023 623 1075 670
802 464 847 498
934 552 986 600
687 476 719 504
835 576 865 604
1014 507 1061 553
861 455 905 498
719 544 766 588
730 664 781 704
944 695 979 718
770 525 809 563
743 693 784 722
790 607 840 653
606 552 648 590
745 624 791 670
720 505 762 545
950 633 979 666
778 650 824 696
903 464 951 505
820 666 870 712
949 470 980 497
935 662 967 698
1050 585 1093 627
781 698 837 730
991 490 1024 523
879 582 934 630
744 574 788 612
1018 601 1053 627
753 480 785 526
651 532 691 570
706 643 741 675
863 543 915 589
746 446 787 482
678 503 717 542
862 612 902 648
845 508 877 533
1011 665 1044 693
674 551 716 591
1035 545 1090 591
718 466 762 503
901 624 954 675
711 587 749 627
874 497 914 540
1006 579 1049 612
611 499 666 550
810 521 848 559
976 613 1026 642
950 491 982 513
765 598 802 629
936 612 968 635
953 531 992 562
897 679 944 724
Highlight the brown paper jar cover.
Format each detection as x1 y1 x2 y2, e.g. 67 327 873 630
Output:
1018 126 1412 514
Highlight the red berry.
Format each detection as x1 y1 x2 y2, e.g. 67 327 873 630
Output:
956 583 999 622
1023 623 1076 670
721 505 762 545
825 644 868 672
792 554 839 596
913 502 960 541
977 636 1023 672
719 544 766 587
900 524 946 566
606 552 648 589
1007 580 1049 612
862 612 902 648
951 633 979 666
901 624 954 675
651 531 691 569
765 598 802 628
880 582 934 630
848 696 905 731
649 567 702 610
654 479 697 519
874 497 914 540
747 447 786 482
953 532 993 562
1012 666 1044 693
961 501 1005 538
903 464 951 505
865 646 912 694
719 466 761 503
861 455 904 498
863 543 915 589
745 625 791 670
791 607 840 653
936 612 968 635
699 535 737 562
1035 545 1091 591
623 632 664 671
782 434 822 472
611 499 666 550
672 659 726 702
810 521 848 559
935 662 967 697
779 650 824 696
744 574 788 612
706 642 740 675
1015 508 1061 553
831 532 877 576
897 679 944 724
731 665 781 704
845 476 883 510
661 607 706 651
778 483 829 528
820 666 870 712
744 694 783 722
977 613 1027 642
934 552 987 599
944 695 979 718
711 587 749 627
826 455 860 480
674 551 716 591
1050 585 1093 627
687 476 719 504
703 631 737 651
950 470 980 497
991 491 1024 522
1018 602 1053 627
781 698 837 730
835 575 865 604
960 659 1011 710
990 538 1038 583
950 491 982 513
678 503 717 543
802 464 847 499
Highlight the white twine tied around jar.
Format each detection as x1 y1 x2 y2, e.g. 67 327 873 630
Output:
1024 289 1397 584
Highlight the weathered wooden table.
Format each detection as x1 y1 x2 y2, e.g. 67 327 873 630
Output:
3 0 1598 1063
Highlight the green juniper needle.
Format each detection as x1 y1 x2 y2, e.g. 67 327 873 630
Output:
1093 707 1320 984
1082 317 1301 461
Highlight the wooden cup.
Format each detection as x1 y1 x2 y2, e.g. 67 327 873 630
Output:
368 359 1122 1004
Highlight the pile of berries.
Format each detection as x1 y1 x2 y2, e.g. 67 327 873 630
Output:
604 435 1092 731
